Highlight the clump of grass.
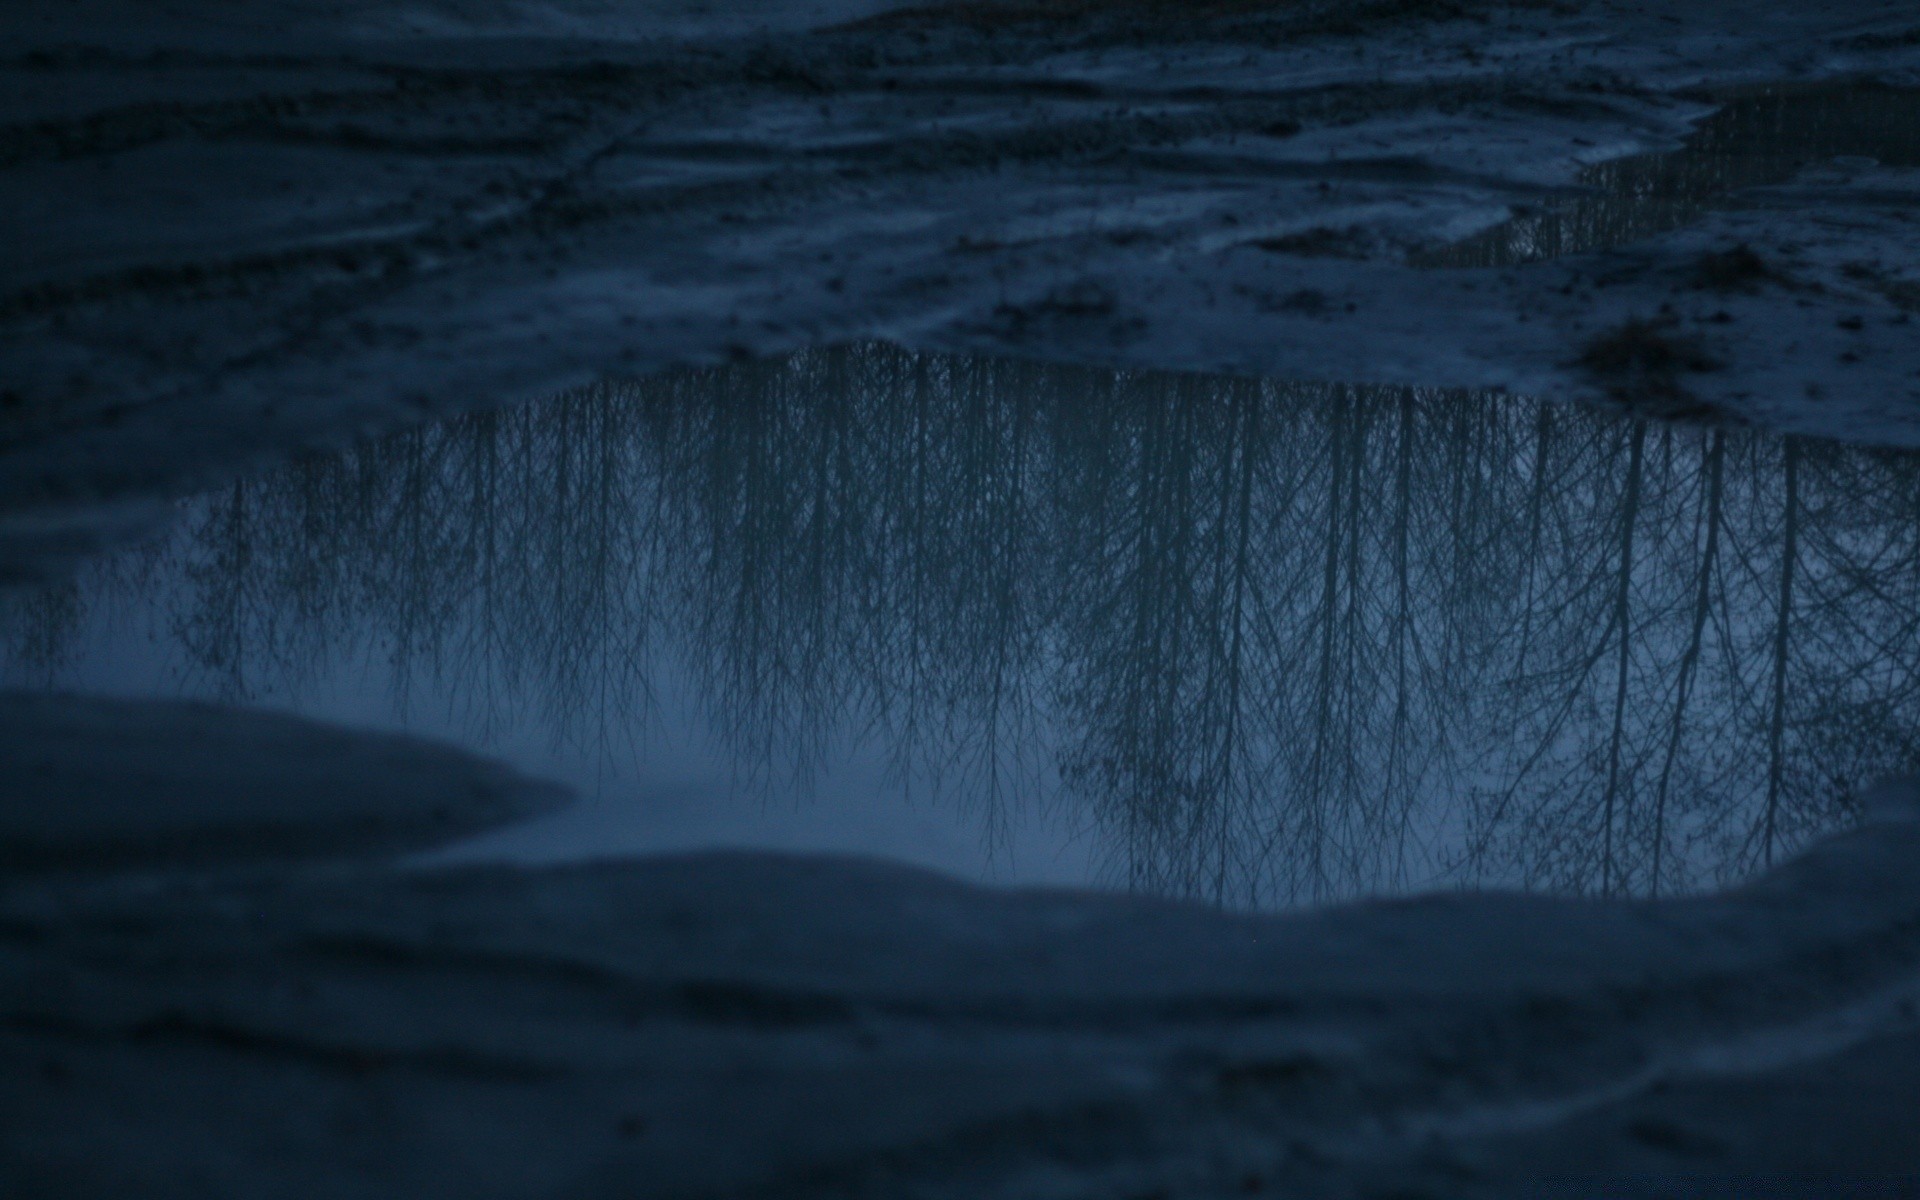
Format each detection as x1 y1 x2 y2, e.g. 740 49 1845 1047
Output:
1255 225 1370 258
1579 317 1722 419
1690 244 1776 292
1582 318 1717 375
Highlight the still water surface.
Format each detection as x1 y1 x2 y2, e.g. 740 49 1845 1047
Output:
7 345 1920 907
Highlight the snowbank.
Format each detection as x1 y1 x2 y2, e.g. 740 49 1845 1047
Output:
0 691 569 874
1 739 1916 1194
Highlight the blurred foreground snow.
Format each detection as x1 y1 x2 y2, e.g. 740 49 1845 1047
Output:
3 693 1920 1195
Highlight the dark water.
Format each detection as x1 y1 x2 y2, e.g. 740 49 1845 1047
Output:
8 344 1920 907
1419 82 1920 269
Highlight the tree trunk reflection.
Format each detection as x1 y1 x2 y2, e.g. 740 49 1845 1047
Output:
9 344 1920 907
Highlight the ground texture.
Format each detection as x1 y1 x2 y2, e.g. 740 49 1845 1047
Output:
5 0 1920 576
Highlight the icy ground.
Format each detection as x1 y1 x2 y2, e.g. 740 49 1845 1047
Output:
5 0 1920 1193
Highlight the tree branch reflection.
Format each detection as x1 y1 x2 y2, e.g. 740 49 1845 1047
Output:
9 344 1920 906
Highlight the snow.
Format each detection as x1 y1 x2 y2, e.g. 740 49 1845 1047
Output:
0 691 569 875
4 777 1919 1193
3 0 1919 584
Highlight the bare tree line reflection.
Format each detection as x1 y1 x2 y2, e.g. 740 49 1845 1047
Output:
8 344 1920 906
1418 83 1920 269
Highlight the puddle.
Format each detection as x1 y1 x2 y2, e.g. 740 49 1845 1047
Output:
7 343 1920 908
1418 81 1920 268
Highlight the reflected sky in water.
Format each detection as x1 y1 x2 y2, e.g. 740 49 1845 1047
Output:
1418 83 1920 268
8 344 1920 908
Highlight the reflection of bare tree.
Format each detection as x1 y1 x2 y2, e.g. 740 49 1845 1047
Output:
1421 84 1920 269
0 581 85 688
637 351 1053 837
857 353 1051 847
7 343 1920 906
149 387 670 758
1469 421 1668 895
1649 428 1724 896
1049 371 1279 903
1461 427 1920 896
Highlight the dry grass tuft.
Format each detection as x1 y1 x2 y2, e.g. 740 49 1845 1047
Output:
1255 224 1372 258
1579 317 1723 420
1690 244 1777 293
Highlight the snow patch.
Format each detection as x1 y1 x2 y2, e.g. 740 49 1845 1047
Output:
0 691 571 875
